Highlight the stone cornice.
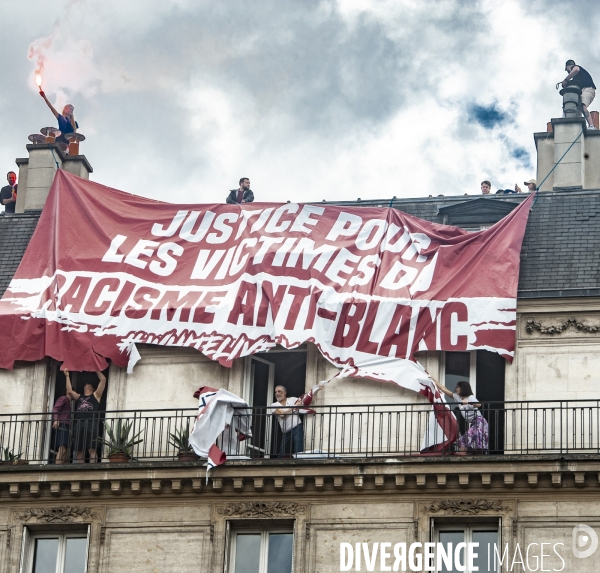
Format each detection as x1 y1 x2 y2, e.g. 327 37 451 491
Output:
0 457 599 498
517 298 600 313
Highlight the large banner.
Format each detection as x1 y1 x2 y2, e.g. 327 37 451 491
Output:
0 172 532 406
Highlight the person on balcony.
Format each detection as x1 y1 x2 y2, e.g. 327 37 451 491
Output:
271 385 304 457
432 378 489 453
51 393 72 464
65 369 107 464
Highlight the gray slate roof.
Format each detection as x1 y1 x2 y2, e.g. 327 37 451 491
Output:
1 190 598 299
0 212 41 296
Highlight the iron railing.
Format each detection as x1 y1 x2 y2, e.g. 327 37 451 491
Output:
1 400 600 466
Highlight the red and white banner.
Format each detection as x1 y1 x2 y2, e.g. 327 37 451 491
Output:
0 172 532 423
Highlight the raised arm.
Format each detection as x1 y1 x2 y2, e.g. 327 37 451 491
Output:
94 371 107 401
431 376 454 398
65 369 80 401
39 91 59 119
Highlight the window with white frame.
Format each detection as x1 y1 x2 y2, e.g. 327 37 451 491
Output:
433 521 499 573
22 530 88 573
229 528 294 573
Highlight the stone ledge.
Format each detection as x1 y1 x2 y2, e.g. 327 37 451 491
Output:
0 463 599 499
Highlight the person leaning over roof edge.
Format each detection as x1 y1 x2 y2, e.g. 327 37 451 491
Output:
562 60 596 129
0 171 17 214
481 180 491 195
515 179 537 193
226 177 254 204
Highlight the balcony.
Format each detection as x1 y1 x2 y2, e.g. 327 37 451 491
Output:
2 400 600 467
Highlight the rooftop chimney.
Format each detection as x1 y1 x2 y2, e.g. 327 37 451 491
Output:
14 130 92 213
534 87 600 191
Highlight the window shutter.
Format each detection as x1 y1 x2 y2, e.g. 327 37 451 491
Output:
18 527 31 573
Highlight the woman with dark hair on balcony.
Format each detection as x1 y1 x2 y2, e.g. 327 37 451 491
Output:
52 392 72 464
432 377 489 453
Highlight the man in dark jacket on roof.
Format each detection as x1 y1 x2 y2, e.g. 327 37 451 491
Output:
226 177 254 204
1 171 18 214
562 60 596 129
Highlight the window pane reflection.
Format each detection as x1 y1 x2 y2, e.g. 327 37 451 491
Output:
445 352 471 390
234 534 261 573
438 531 464 573
32 538 59 573
64 537 88 573
267 533 293 573
472 531 499 573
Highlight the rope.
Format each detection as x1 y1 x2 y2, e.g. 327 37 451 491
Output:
48 144 61 171
532 128 584 209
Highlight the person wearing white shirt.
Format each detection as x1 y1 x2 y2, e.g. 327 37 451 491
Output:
271 385 304 456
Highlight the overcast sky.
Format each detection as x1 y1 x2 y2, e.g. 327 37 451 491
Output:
1 0 599 205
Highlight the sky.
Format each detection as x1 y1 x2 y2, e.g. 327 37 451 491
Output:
1 0 599 205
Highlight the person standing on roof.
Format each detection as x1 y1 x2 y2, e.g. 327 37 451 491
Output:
226 177 254 204
1 172 17 214
561 60 596 130
39 91 80 145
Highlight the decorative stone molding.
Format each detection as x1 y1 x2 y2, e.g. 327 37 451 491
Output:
428 500 507 515
525 317 600 335
16 507 96 523
217 502 305 518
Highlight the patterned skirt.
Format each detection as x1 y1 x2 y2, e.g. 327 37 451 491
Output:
457 415 489 451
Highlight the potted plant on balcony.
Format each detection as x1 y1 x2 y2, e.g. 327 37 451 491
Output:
100 420 143 463
169 423 198 462
1 447 24 465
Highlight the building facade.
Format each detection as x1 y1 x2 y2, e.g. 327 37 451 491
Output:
0 117 599 573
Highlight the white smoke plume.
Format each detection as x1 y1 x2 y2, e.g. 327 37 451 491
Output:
27 0 132 111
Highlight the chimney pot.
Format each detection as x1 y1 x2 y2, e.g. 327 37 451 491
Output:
63 133 86 156
559 85 582 118
40 127 61 144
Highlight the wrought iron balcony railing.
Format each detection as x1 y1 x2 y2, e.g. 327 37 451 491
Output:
1 400 600 466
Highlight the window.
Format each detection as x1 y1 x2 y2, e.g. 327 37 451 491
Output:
460 225 491 233
229 530 294 573
243 347 307 458
434 522 499 573
23 531 88 573
46 362 109 464
443 350 506 453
